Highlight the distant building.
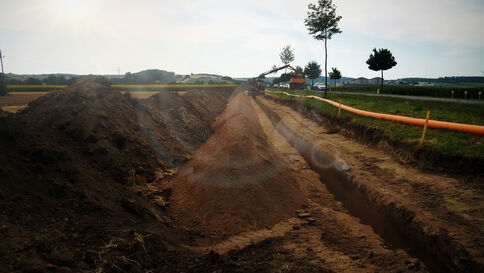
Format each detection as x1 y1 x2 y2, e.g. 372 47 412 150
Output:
416 82 434 86
346 77 369 85
368 77 383 85
385 79 408 85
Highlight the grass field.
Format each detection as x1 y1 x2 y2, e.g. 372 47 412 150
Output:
330 85 483 99
267 88 484 158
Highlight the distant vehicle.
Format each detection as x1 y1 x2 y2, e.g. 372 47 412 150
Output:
273 83 279 88
313 82 326 91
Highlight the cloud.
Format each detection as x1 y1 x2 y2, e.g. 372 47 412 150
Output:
336 0 484 48
0 0 482 77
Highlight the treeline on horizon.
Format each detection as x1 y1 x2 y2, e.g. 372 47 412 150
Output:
3 69 239 86
404 76 484 84
4 71 484 86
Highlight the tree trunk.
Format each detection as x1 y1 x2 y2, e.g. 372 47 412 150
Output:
381 70 384 93
324 36 328 97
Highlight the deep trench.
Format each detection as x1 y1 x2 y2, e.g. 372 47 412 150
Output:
255 96 481 273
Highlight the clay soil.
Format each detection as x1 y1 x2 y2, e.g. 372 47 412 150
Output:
0 80 482 272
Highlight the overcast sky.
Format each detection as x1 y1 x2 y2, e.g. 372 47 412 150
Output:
1 0 483 78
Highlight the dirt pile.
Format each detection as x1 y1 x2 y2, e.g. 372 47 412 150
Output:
169 92 306 236
142 88 233 166
0 78 234 272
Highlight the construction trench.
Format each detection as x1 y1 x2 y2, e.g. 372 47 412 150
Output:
0 80 482 272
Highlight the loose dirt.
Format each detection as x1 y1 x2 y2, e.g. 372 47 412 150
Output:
165 91 428 272
0 79 234 272
169 92 306 236
0 92 48 112
256 94 484 272
0 79 481 272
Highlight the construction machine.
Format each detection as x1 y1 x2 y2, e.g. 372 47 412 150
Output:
247 64 306 97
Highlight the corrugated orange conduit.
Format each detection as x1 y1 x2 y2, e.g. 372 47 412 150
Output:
274 91 484 136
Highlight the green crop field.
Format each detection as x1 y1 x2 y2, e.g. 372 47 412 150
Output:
329 85 483 99
267 88 484 158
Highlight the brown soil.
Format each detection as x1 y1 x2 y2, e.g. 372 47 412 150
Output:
256 94 484 272
169 92 305 236
0 79 481 272
0 79 235 272
0 92 48 113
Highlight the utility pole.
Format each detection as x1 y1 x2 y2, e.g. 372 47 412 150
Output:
0 49 4 74
0 49 6 96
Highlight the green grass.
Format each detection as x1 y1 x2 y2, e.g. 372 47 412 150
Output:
267 88 484 158
328 85 484 99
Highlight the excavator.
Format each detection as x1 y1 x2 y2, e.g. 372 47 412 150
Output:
247 64 306 97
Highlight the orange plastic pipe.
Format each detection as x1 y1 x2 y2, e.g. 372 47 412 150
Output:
280 92 484 136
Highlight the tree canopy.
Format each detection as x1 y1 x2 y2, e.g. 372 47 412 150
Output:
305 0 342 41
304 0 342 96
24 77 43 85
279 45 295 65
295 66 304 74
304 61 322 86
366 48 397 91
328 67 342 86
328 67 341 79
366 48 397 72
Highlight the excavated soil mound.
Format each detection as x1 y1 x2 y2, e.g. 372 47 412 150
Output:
143 88 233 166
0 78 234 272
170 92 306 236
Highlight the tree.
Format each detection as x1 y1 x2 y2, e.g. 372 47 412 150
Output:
328 67 342 86
24 77 42 85
304 61 322 87
366 48 397 92
305 0 342 97
295 66 304 74
44 75 67 85
279 45 295 65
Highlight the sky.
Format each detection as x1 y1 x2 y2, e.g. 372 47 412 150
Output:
1 0 484 79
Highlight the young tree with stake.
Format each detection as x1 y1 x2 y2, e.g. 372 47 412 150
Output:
305 0 342 97
366 48 397 92
329 67 342 87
